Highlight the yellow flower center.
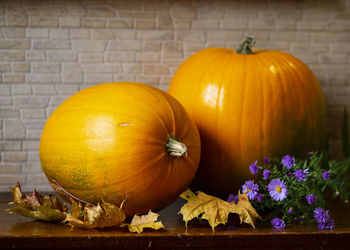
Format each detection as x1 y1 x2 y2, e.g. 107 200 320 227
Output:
249 188 252 192
275 185 282 193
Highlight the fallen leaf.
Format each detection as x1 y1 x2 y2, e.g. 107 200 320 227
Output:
64 200 126 229
179 189 261 232
7 183 68 222
123 210 165 234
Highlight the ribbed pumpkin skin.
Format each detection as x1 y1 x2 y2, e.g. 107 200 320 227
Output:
168 48 326 197
40 82 201 216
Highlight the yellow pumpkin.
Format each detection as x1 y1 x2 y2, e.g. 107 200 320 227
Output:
40 82 201 216
168 37 326 197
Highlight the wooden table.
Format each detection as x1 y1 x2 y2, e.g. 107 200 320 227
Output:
1 192 350 249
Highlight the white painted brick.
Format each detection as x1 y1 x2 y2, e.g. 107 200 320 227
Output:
12 84 32 95
55 85 79 95
157 13 173 29
48 51 77 61
60 17 81 27
108 19 133 29
176 31 205 43
291 43 328 54
250 19 276 30
327 21 350 31
63 63 83 83
82 18 106 28
0 97 12 105
3 152 27 162
4 119 25 139
269 31 310 42
26 6 66 17
0 108 19 118
26 73 61 84
276 20 297 30
0 175 26 185
138 52 160 62
192 19 220 29
27 129 43 139
30 17 58 27
174 20 190 30
79 53 104 63
27 28 49 38
23 120 46 129
114 75 136 82
318 54 347 64
107 52 136 62
197 6 225 18
3 74 25 84
136 76 160 87
0 164 21 174
70 29 90 39
136 19 155 29
312 32 350 43
85 74 113 84
123 63 141 74
171 7 196 19
72 40 107 52
13 63 30 73
138 30 173 40
27 174 49 185
49 96 70 107
302 10 331 20
221 18 249 30
21 109 46 119
0 63 11 72
3 28 26 38
81 63 122 74
32 63 60 73
0 39 30 49
32 85 57 95
207 31 243 41
164 42 184 58
14 96 49 108
119 12 156 19
33 40 70 49
143 41 162 51
0 51 25 61
112 30 136 39
27 151 40 162
0 85 10 95
22 163 42 173
0 141 21 151
26 51 46 61
143 64 170 75
110 41 141 51
88 7 116 17
7 5 28 27
330 43 350 53
297 21 325 31
49 29 69 40
91 29 114 40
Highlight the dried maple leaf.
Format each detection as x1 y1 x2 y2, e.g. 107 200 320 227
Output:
122 210 165 234
64 200 126 229
7 183 68 222
178 189 261 232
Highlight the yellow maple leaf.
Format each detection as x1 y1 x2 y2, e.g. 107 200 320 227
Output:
123 210 165 234
178 189 261 232
64 200 126 229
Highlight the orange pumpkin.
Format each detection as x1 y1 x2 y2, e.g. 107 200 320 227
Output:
168 37 326 198
40 82 201 216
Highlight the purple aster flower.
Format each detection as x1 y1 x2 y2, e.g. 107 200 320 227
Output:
249 161 261 175
226 194 238 204
242 180 259 200
267 178 288 201
263 169 271 180
314 207 334 230
271 218 285 229
288 208 293 214
306 194 317 205
307 152 313 157
281 155 295 169
323 171 330 180
287 172 293 177
256 193 263 202
264 157 270 164
294 169 309 182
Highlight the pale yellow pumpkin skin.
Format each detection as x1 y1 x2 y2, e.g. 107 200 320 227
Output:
40 82 201 216
168 48 326 197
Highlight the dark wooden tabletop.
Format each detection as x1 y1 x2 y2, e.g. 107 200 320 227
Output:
1 192 350 249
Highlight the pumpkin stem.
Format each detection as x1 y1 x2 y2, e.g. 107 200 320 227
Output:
236 36 255 55
165 136 187 158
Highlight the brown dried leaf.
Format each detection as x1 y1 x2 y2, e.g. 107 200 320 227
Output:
179 189 261 232
7 183 68 222
64 200 126 229
124 210 165 234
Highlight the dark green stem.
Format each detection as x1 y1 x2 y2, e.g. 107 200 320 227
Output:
236 36 255 55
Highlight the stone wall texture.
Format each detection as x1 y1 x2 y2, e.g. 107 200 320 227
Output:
0 0 350 192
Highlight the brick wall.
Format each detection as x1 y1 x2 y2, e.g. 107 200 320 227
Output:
0 0 350 192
